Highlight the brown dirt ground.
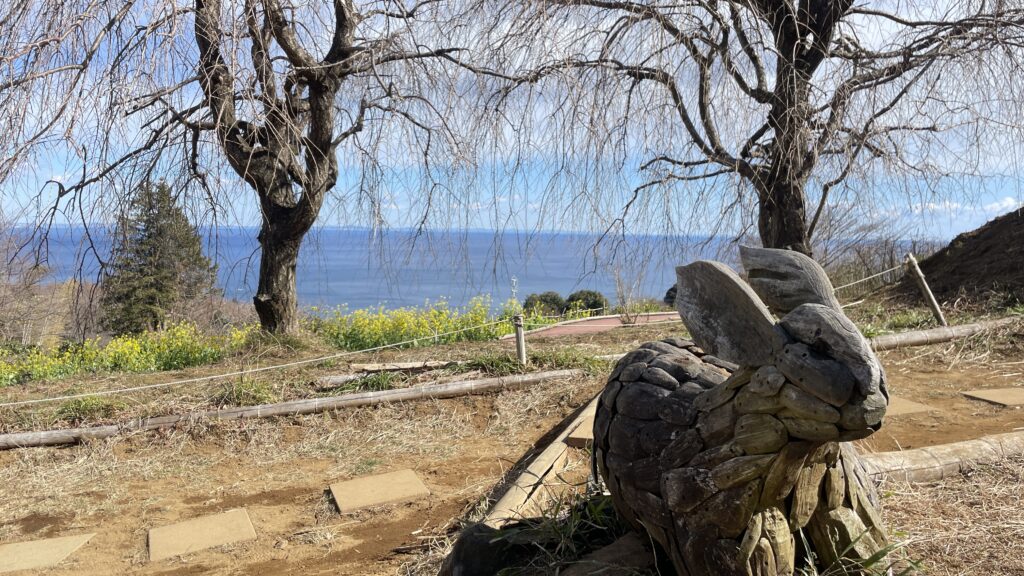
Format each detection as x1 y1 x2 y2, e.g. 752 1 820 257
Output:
0 381 602 576
1 322 1023 575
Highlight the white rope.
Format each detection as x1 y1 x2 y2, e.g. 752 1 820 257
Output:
0 319 511 409
833 263 906 292
0 307 668 410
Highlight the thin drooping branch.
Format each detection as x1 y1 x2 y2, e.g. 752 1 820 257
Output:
1 0 469 334
464 0 1024 255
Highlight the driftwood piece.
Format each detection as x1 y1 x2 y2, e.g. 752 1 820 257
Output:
674 260 781 366
739 245 841 314
780 303 882 395
595 252 890 576
0 370 582 450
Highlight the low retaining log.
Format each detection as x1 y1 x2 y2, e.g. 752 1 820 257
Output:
862 430 1024 483
0 369 583 451
484 394 601 527
870 317 1020 350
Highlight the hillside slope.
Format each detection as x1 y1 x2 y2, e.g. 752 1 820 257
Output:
916 207 1024 303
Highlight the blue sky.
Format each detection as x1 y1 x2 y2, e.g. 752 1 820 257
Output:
4 155 1022 243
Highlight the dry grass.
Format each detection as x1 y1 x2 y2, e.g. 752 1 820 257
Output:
876 316 1024 376
0 321 681 436
0 430 219 540
401 457 1024 576
0 367 603 546
882 457 1024 575
2 309 1024 575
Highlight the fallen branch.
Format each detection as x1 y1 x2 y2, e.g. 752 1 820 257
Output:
0 369 583 450
869 316 1020 350
315 361 463 389
349 360 459 373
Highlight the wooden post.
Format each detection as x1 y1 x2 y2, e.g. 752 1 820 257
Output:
905 253 947 326
513 314 528 366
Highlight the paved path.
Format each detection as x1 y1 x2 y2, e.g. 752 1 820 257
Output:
527 312 680 338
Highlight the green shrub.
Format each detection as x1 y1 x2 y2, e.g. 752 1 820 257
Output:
523 292 566 316
612 298 671 315
565 290 608 314
0 322 237 387
305 297 553 351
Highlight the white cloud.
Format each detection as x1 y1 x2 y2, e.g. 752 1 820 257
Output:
912 200 963 214
982 196 1024 214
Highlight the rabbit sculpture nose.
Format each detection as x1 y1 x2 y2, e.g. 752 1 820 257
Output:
593 247 889 575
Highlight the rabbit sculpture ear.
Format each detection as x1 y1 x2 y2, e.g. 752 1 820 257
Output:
674 260 784 366
739 245 841 315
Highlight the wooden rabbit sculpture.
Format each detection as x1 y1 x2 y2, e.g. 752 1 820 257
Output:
593 247 890 575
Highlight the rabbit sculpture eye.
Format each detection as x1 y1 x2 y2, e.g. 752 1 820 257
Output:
593 247 889 575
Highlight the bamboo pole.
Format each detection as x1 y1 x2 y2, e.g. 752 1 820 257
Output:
484 394 601 527
905 253 947 326
0 369 583 451
869 317 1019 350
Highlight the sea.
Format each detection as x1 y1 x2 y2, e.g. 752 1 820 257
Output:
14 225 730 311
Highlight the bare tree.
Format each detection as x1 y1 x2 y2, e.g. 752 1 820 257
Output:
1 0 463 333
463 0 1024 255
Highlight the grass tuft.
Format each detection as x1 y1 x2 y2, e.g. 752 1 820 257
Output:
209 379 278 407
56 396 126 425
457 348 609 378
326 371 403 394
795 528 920 576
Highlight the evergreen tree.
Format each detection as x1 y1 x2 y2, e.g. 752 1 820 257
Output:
100 182 217 334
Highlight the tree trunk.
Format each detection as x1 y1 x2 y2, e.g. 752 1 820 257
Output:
757 177 812 255
254 224 302 334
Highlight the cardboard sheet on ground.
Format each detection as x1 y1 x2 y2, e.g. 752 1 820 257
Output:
148 508 257 562
0 533 94 573
330 469 430 513
887 397 936 416
963 388 1024 407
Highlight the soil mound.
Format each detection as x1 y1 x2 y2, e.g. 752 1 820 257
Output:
914 207 1024 304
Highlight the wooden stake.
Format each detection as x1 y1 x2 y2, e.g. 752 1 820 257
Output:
513 314 528 366
905 253 947 326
